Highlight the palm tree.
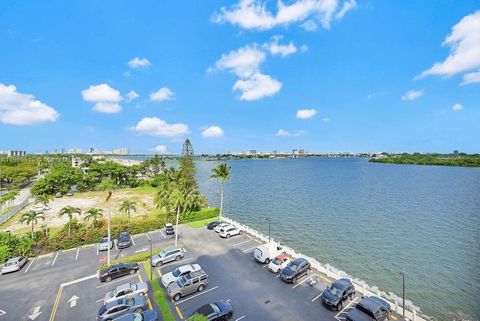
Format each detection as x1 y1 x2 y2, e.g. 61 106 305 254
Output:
19 210 45 238
118 200 137 219
58 206 81 236
36 193 53 236
84 208 103 226
210 163 231 218
170 188 184 247
155 180 174 223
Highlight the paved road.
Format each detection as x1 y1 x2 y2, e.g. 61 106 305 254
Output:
0 225 405 321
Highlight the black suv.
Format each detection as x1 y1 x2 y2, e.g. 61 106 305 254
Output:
117 231 132 249
99 262 139 282
321 278 355 310
280 258 311 283
346 296 392 321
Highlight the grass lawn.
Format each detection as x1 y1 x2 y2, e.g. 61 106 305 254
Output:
186 217 218 229
143 262 176 321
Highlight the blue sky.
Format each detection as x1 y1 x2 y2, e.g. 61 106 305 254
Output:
0 0 479 154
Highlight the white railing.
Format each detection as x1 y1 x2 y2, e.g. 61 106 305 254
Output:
221 215 428 321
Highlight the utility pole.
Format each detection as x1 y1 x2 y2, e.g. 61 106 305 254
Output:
149 238 153 280
106 191 112 266
399 271 405 318
267 218 271 242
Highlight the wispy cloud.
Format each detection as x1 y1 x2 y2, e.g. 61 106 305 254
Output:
126 91 139 102
296 108 317 119
276 129 305 137
335 0 357 20
452 103 463 112
128 57 151 69
401 90 423 101
150 87 174 102
201 126 224 138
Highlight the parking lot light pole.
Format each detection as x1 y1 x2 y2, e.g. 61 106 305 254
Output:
106 191 112 267
267 218 271 242
399 271 405 317
7 230 11 247
149 238 153 280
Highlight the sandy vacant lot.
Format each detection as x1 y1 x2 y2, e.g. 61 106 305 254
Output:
1 187 160 233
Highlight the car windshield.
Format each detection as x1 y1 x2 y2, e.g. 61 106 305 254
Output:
159 251 166 257
173 268 181 277
109 289 116 297
177 276 187 288
98 305 107 315
126 298 134 307
132 313 144 321
356 304 375 318
288 263 299 272
4 260 16 266
101 238 109 243
272 258 281 265
329 284 343 297
211 303 221 314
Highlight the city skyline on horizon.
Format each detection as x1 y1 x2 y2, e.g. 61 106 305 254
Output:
1 1 479 154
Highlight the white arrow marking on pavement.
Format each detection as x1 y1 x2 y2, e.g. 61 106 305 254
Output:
0 309 6 316
68 295 79 308
135 248 148 253
28 306 41 320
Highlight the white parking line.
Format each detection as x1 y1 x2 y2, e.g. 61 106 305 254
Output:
96 298 104 303
233 239 253 247
96 246 99 256
115 242 118 251
159 230 166 239
242 246 257 253
75 248 80 261
96 274 136 288
159 257 193 269
131 237 136 247
334 297 358 321
311 291 324 302
234 316 245 321
262 264 269 268
276 274 280 278
61 274 97 286
174 286 219 305
24 257 35 273
51 252 59 266
292 274 316 289
145 232 151 241
135 248 148 253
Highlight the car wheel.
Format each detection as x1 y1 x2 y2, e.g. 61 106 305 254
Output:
156 261 163 267
337 301 343 311
239 230 243 235
293 276 297 283
197 284 205 292
227 311 233 318
227 234 231 238
175 255 181 261
130 270 135 275
173 293 182 301
265 258 270 264
106 276 112 282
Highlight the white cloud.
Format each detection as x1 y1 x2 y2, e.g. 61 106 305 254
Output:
452 103 463 112
296 108 318 119
152 145 168 154
126 91 139 102
81 84 121 102
322 117 330 122
132 117 189 137
213 0 342 30
93 102 121 113
81 84 122 113
212 45 266 78
233 72 282 101
418 11 480 80
401 90 423 101
335 0 356 20
0 83 59 125
300 19 318 31
276 129 305 136
128 57 151 69
461 70 480 85
150 87 174 101
265 35 298 57
201 126 224 138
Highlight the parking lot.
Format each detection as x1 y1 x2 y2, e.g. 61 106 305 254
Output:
0 224 406 321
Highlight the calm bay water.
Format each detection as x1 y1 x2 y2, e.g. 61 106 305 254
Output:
194 158 480 321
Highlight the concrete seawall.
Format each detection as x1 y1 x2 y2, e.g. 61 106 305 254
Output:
220 215 430 321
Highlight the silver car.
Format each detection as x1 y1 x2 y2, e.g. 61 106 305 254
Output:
167 269 208 301
151 248 185 267
161 264 201 287
97 296 147 321
98 236 114 251
104 282 149 304
1 256 27 274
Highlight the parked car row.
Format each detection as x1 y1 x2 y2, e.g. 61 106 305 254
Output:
252 242 393 320
206 221 243 238
158 252 234 320
98 231 133 251
1 256 28 274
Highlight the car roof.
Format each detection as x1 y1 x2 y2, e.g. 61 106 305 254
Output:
165 223 173 227
6 256 22 263
275 254 287 260
196 303 214 316
165 247 182 253
357 296 388 313
292 258 307 264
116 283 133 292
119 231 129 235
332 278 352 289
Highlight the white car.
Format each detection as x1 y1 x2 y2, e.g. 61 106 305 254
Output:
1 256 27 274
268 254 290 273
104 282 149 304
219 226 243 238
33 205 49 213
214 223 231 233
161 264 201 287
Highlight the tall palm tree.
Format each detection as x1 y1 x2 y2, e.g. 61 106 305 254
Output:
19 210 45 238
36 193 53 236
155 180 173 223
170 188 184 247
58 206 81 236
84 208 103 226
210 163 231 218
118 200 137 219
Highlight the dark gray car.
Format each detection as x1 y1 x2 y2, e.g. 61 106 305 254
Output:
346 296 392 321
112 310 158 321
97 296 147 321
321 278 355 310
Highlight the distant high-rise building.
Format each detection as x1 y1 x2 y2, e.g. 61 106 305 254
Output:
299 149 305 156
9 150 27 157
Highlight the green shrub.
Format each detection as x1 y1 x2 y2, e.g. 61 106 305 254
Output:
143 262 176 321
0 245 10 263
